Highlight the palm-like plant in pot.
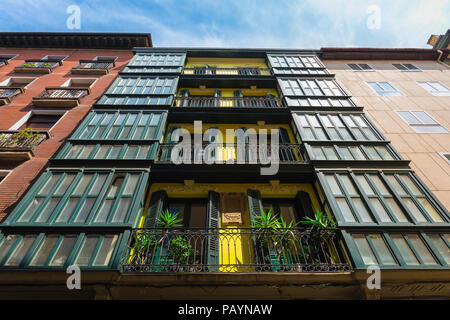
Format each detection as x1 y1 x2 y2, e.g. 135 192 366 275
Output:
299 207 340 264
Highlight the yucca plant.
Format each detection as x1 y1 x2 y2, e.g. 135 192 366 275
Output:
251 207 278 231
157 209 183 228
299 206 337 230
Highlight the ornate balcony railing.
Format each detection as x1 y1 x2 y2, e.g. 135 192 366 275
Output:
32 87 89 107
157 143 304 164
14 59 61 73
0 87 23 105
71 60 115 74
183 67 271 76
121 228 351 273
174 96 283 108
0 129 49 151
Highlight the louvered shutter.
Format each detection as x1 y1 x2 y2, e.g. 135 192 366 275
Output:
206 191 220 271
143 190 167 228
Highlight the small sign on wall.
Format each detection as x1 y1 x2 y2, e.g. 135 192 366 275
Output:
220 193 245 224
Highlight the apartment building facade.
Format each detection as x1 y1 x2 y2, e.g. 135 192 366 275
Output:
0 32 152 223
0 46 448 300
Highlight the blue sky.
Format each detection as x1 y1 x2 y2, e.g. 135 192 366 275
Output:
1 0 448 48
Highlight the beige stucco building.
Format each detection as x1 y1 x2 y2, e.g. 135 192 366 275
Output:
321 49 450 210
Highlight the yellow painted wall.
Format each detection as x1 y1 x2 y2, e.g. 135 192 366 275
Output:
185 57 268 69
139 182 321 272
177 88 279 97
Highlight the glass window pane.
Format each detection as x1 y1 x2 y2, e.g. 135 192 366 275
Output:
355 175 374 195
411 111 436 125
428 234 450 264
368 235 396 265
111 198 131 223
384 175 406 195
418 198 443 222
95 199 114 223
398 175 422 196
107 177 124 197
0 235 19 263
4 235 37 266
137 145 150 159
123 175 139 195
95 145 109 159
352 198 373 222
73 198 96 223
403 198 427 222
325 175 341 195
407 234 437 265
29 235 59 266
385 198 408 222
353 235 377 265
18 198 45 222
92 235 118 266
339 175 357 195
336 198 356 222
79 145 94 158
369 198 392 222
56 198 78 223
73 174 93 195
55 174 76 195
391 235 419 265
35 197 61 223
38 174 61 195
89 174 108 196
74 236 99 266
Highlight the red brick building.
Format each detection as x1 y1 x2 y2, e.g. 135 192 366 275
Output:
0 32 152 221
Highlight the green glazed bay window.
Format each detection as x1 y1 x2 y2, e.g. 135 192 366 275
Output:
320 171 449 225
346 232 450 268
293 113 383 141
5 170 148 226
124 53 185 73
280 79 346 97
0 232 125 269
98 76 178 105
285 96 355 108
307 144 399 161
57 143 158 160
72 111 165 141
268 55 328 75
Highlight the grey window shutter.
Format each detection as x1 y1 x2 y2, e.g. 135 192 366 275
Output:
206 191 220 271
247 189 273 268
179 89 189 107
247 189 263 223
143 190 167 228
234 90 243 107
295 191 314 220
214 89 222 107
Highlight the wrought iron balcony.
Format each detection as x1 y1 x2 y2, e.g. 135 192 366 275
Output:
14 59 61 74
183 67 271 76
174 96 283 108
71 60 115 74
0 129 49 161
0 87 23 105
157 143 305 164
121 227 351 273
32 87 89 107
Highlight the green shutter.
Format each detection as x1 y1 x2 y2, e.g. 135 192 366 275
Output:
143 190 167 228
247 189 263 224
296 191 314 220
206 191 220 271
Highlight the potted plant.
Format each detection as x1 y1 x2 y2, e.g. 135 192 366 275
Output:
299 206 340 265
168 235 198 272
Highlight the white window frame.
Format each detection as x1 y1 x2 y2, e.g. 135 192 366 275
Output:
0 54 19 62
0 170 12 185
347 63 374 72
438 152 450 165
366 81 402 96
0 77 38 89
395 110 448 134
61 78 97 88
9 110 68 133
392 63 421 72
417 81 450 96
42 55 68 62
